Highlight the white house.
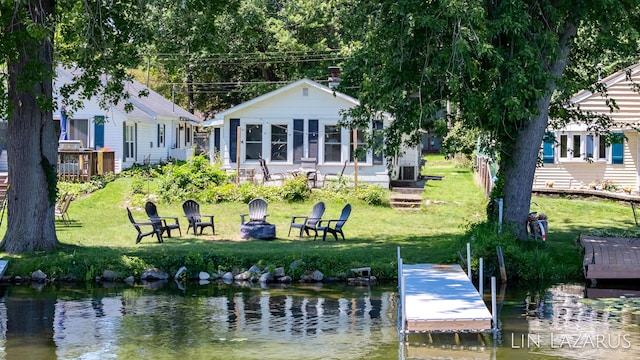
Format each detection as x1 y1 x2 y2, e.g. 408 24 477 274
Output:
534 63 640 190
202 78 423 188
54 66 202 173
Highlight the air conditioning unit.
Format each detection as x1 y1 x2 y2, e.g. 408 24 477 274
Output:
400 166 416 181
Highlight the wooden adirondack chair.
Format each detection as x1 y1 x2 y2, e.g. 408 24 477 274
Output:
288 201 325 238
258 157 288 184
55 193 73 225
315 204 352 241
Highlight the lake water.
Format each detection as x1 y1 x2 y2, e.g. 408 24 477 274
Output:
0 281 639 359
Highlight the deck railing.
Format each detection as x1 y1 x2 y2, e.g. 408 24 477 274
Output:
58 150 115 181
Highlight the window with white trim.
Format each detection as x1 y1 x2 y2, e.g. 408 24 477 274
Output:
553 132 619 163
324 125 341 162
271 124 287 161
245 124 262 160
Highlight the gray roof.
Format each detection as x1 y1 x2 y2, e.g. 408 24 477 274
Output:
56 66 200 123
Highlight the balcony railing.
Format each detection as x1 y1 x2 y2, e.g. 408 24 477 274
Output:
58 150 115 181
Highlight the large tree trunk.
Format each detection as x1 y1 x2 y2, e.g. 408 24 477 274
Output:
1 0 59 253
499 19 577 240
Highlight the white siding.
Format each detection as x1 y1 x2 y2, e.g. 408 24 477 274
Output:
209 80 393 187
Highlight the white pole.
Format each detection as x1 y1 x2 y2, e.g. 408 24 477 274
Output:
491 276 497 339
479 257 484 295
466 242 471 279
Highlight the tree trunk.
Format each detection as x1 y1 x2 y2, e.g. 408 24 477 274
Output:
0 0 59 253
499 20 577 240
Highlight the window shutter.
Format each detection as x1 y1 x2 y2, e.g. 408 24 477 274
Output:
230 119 239 163
542 132 554 164
94 116 105 149
612 132 624 164
157 124 160 147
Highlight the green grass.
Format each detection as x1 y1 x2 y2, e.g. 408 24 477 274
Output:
2 155 638 283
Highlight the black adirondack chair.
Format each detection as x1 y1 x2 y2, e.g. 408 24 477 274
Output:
315 204 352 241
288 201 325 238
127 207 163 244
182 200 215 235
145 201 182 238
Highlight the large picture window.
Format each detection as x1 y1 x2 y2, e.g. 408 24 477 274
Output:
271 124 287 161
245 124 262 160
324 125 341 162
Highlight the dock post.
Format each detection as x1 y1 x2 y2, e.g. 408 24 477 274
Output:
479 257 484 295
397 246 406 342
491 276 497 339
466 242 471 279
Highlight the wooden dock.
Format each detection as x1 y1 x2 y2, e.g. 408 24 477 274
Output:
581 235 640 281
399 262 494 333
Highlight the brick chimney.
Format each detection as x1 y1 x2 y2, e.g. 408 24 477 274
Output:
328 66 341 89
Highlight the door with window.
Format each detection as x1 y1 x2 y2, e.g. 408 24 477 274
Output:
124 123 136 161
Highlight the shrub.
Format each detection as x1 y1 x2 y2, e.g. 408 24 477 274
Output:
355 184 389 206
463 221 581 284
280 176 311 202
157 155 231 202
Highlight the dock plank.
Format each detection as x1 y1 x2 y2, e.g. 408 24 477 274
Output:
401 264 493 333
580 236 640 280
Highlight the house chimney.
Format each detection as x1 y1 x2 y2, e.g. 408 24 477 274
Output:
328 66 341 89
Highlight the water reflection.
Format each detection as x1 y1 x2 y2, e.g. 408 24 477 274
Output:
0 282 638 359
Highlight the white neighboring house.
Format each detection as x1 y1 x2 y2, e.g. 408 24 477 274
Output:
202 78 422 188
54 66 201 173
534 63 640 190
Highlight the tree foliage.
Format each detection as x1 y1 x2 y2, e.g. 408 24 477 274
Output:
340 0 640 238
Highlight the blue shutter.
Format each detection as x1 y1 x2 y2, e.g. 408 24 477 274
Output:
542 132 554 164
612 132 624 164
230 119 239 163
293 119 303 163
214 128 221 153
94 116 104 149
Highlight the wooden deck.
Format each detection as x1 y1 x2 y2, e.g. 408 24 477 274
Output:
400 263 493 333
580 235 640 280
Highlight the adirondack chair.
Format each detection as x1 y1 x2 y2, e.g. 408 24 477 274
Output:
240 198 269 225
182 200 215 235
288 201 325 238
258 157 288 184
321 160 348 186
315 204 352 241
127 207 163 244
145 201 182 238
55 193 73 225
300 157 319 188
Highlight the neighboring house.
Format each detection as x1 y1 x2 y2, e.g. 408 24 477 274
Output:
534 63 640 190
54 66 202 173
202 78 422 188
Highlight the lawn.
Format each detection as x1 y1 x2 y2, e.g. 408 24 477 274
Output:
2 155 638 283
